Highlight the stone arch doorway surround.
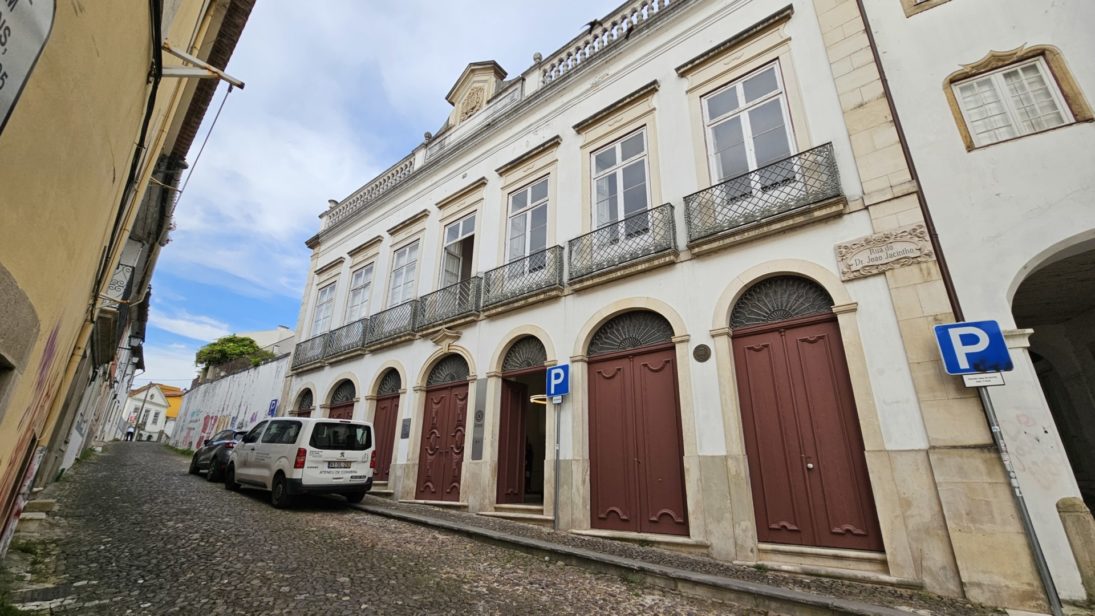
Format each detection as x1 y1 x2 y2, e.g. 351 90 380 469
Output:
327 379 357 420
729 275 882 551
414 353 471 502
370 367 404 483
495 335 549 506
586 309 689 536
293 388 315 418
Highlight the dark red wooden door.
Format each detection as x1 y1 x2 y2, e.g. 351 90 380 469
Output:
733 315 882 551
328 403 354 420
589 345 689 536
372 394 400 482
415 383 467 502
496 380 528 504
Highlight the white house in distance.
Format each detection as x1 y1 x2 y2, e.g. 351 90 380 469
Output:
862 0 1095 605
235 326 296 355
277 0 1092 611
123 384 175 441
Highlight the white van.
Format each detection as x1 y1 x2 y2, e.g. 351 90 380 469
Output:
224 417 374 508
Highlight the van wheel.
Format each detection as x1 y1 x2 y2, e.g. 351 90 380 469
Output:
344 491 366 505
188 456 199 475
270 474 294 509
224 465 241 491
206 460 222 482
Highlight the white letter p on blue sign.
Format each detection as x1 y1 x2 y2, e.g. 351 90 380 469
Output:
546 364 569 397
933 320 1013 375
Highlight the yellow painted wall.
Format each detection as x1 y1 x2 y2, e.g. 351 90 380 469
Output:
0 0 219 509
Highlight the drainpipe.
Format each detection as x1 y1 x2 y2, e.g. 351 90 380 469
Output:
853 2 1062 613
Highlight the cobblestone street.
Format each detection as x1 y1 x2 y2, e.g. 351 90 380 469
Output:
3 443 737 615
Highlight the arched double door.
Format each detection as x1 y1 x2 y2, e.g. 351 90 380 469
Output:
415 355 470 502
372 369 402 483
730 276 882 551
588 311 689 536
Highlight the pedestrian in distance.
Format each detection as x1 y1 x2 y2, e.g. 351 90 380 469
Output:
125 426 135 441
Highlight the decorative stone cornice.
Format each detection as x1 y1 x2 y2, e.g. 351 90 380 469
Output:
573 80 659 133
386 209 430 237
675 5 794 77
437 177 487 212
428 328 462 350
495 136 562 176
314 257 344 276
348 235 384 258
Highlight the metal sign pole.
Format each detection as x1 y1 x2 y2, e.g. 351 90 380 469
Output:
976 386 1063 616
552 399 561 531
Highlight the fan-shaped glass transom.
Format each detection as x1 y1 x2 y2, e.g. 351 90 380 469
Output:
502 336 548 372
730 276 833 328
427 355 470 386
588 311 674 356
331 380 356 404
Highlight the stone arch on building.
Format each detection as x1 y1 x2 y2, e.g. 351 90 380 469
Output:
292 387 316 418
369 363 406 484
1010 233 1095 512
413 352 472 502
369 360 407 397
584 309 690 536
727 274 883 552
489 325 558 373
327 378 358 420
415 345 477 389
493 334 550 506
710 259 852 331
572 297 688 358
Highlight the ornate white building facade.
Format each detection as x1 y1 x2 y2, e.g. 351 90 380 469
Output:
281 0 1093 610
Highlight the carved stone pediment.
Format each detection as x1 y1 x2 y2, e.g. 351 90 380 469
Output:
428 327 462 350
445 61 506 127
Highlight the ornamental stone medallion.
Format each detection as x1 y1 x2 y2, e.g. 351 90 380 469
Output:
835 223 935 281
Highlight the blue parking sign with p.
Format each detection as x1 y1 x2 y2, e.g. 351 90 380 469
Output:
546 364 569 397
933 320 1013 375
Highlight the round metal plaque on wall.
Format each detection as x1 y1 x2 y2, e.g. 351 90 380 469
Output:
692 344 711 363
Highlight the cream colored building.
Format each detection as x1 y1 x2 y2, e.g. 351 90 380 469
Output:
0 0 253 551
280 0 1086 610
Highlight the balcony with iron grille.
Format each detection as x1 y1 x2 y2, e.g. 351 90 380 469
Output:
415 277 482 331
567 202 677 287
683 143 844 254
364 300 417 348
323 318 368 360
291 334 327 371
482 246 564 314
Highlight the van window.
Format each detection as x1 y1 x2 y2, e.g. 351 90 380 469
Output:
309 423 372 450
261 421 302 445
242 421 268 444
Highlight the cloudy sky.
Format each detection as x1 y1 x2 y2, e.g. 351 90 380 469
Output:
138 1 620 387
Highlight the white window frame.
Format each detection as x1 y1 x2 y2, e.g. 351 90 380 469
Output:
344 263 374 322
506 176 549 263
439 213 476 288
387 241 419 307
953 57 1072 147
591 128 651 230
311 282 337 336
701 61 795 184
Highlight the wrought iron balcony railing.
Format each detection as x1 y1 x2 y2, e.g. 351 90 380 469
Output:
291 334 327 370
324 318 368 358
365 300 417 346
416 277 482 330
482 246 564 308
568 203 676 280
683 143 841 243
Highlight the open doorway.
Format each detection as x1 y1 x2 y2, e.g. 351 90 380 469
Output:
496 336 548 506
1013 245 1095 511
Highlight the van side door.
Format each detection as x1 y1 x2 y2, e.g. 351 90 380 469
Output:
236 421 268 483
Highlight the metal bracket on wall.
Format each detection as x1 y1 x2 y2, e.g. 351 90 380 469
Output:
161 41 246 89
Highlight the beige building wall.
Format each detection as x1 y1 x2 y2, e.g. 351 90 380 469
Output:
0 1 227 525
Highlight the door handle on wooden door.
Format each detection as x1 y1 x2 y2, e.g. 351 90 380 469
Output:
805 457 815 470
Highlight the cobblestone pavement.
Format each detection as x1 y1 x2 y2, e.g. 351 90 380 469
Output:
4 443 741 615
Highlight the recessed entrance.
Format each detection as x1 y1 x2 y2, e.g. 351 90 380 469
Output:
1013 244 1095 511
372 369 402 483
328 380 355 420
415 355 470 502
587 310 689 536
497 336 547 505
730 276 882 551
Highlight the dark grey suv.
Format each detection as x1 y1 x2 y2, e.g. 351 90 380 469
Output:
188 429 246 482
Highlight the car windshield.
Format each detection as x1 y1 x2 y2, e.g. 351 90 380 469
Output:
309 423 372 451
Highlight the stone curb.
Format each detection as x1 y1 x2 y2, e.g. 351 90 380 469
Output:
354 504 912 616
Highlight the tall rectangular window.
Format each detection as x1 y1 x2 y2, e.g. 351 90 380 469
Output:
388 241 419 306
440 214 475 287
311 283 336 335
344 264 374 321
953 58 1070 147
702 62 794 184
507 178 548 263
592 129 649 229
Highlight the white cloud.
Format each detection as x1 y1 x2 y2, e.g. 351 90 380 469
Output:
134 343 201 390
149 309 231 342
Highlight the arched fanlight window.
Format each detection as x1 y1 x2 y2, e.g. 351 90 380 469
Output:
296 389 314 412
426 355 470 386
331 380 356 404
588 310 674 356
377 369 401 396
501 336 547 372
730 276 833 329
